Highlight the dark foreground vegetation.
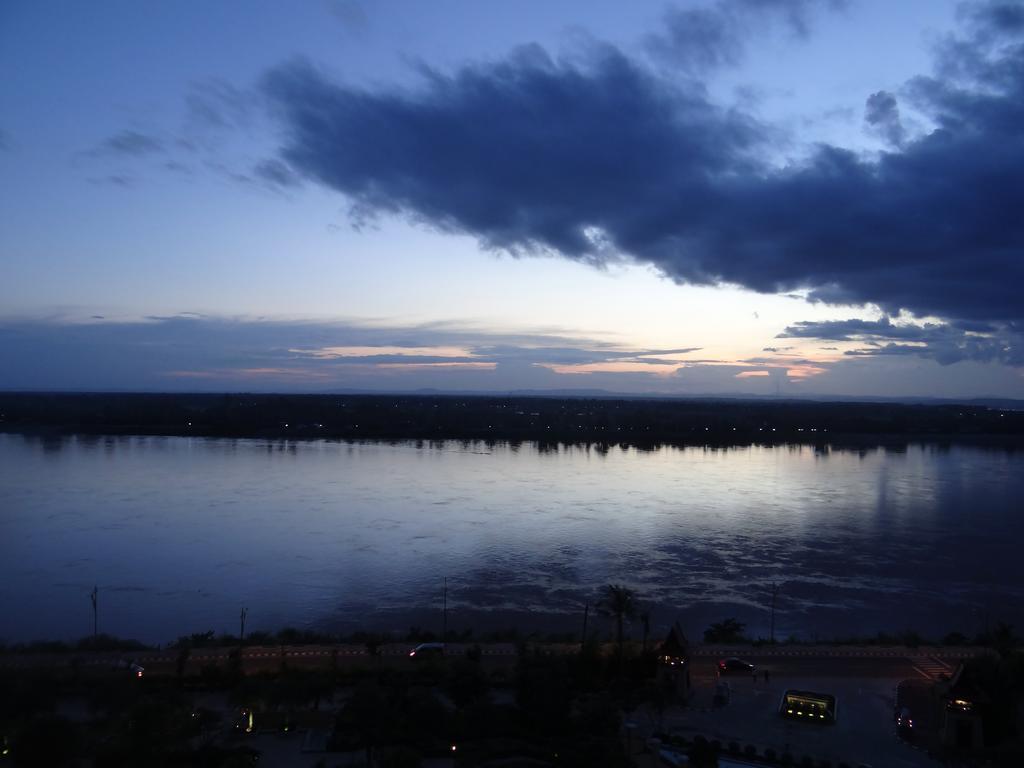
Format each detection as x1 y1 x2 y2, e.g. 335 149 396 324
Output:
4 625 1024 768
0 637 640 768
2 392 1023 446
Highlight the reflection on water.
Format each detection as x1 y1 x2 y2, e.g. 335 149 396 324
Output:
1 434 1021 643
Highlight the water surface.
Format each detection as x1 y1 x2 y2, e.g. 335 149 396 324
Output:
1 434 1020 644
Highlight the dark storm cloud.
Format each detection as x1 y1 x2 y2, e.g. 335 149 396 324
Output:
779 317 1022 366
961 0 1024 39
646 0 847 73
262 0 1024 331
864 90 904 146
646 4 746 73
264 46 766 261
779 317 943 342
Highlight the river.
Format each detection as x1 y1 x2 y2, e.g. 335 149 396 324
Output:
1 433 1020 645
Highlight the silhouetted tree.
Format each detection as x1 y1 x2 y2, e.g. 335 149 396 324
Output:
979 621 1020 658
640 607 652 655
597 584 638 658
703 618 746 644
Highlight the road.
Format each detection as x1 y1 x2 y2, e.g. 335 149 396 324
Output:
0 642 981 681
690 654 950 683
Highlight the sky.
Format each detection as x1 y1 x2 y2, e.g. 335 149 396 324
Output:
1 0 1022 398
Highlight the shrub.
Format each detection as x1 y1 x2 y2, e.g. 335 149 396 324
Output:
728 741 741 755
744 744 758 757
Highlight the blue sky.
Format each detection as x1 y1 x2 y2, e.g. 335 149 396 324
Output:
2 0 1022 397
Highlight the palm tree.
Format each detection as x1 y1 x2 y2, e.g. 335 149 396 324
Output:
640 607 652 655
597 584 638 657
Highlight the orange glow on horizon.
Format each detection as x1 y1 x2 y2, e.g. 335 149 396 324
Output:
786 364 828 379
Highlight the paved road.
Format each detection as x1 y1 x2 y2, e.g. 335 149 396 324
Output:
694 656 914 682
0 642 982 680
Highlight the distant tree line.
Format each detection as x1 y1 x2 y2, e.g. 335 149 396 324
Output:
2 392 1023 447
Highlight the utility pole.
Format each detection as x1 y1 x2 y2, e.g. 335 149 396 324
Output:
240 607 248 644
90 586 98 639
581 602 589 654
442 577 448 643
769 583 780 645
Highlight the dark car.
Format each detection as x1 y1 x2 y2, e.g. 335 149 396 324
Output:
718 657 756 674
409 642 446 659
895 705 914 737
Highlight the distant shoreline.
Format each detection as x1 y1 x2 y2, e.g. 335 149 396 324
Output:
5 425 1024 450
2 391 1023 448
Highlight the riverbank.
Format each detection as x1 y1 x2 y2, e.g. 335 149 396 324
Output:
3 391 1023 448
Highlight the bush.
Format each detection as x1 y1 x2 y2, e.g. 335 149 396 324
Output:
688 737 718 768
744 744 758 757
900 630 923 648
800 755 815 767
728 741 741 755
765 747 778 762
781 752 794 766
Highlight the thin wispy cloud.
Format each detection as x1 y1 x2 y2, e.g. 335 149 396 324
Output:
645 0 847 74
97 130 164 156
0 315 787 393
